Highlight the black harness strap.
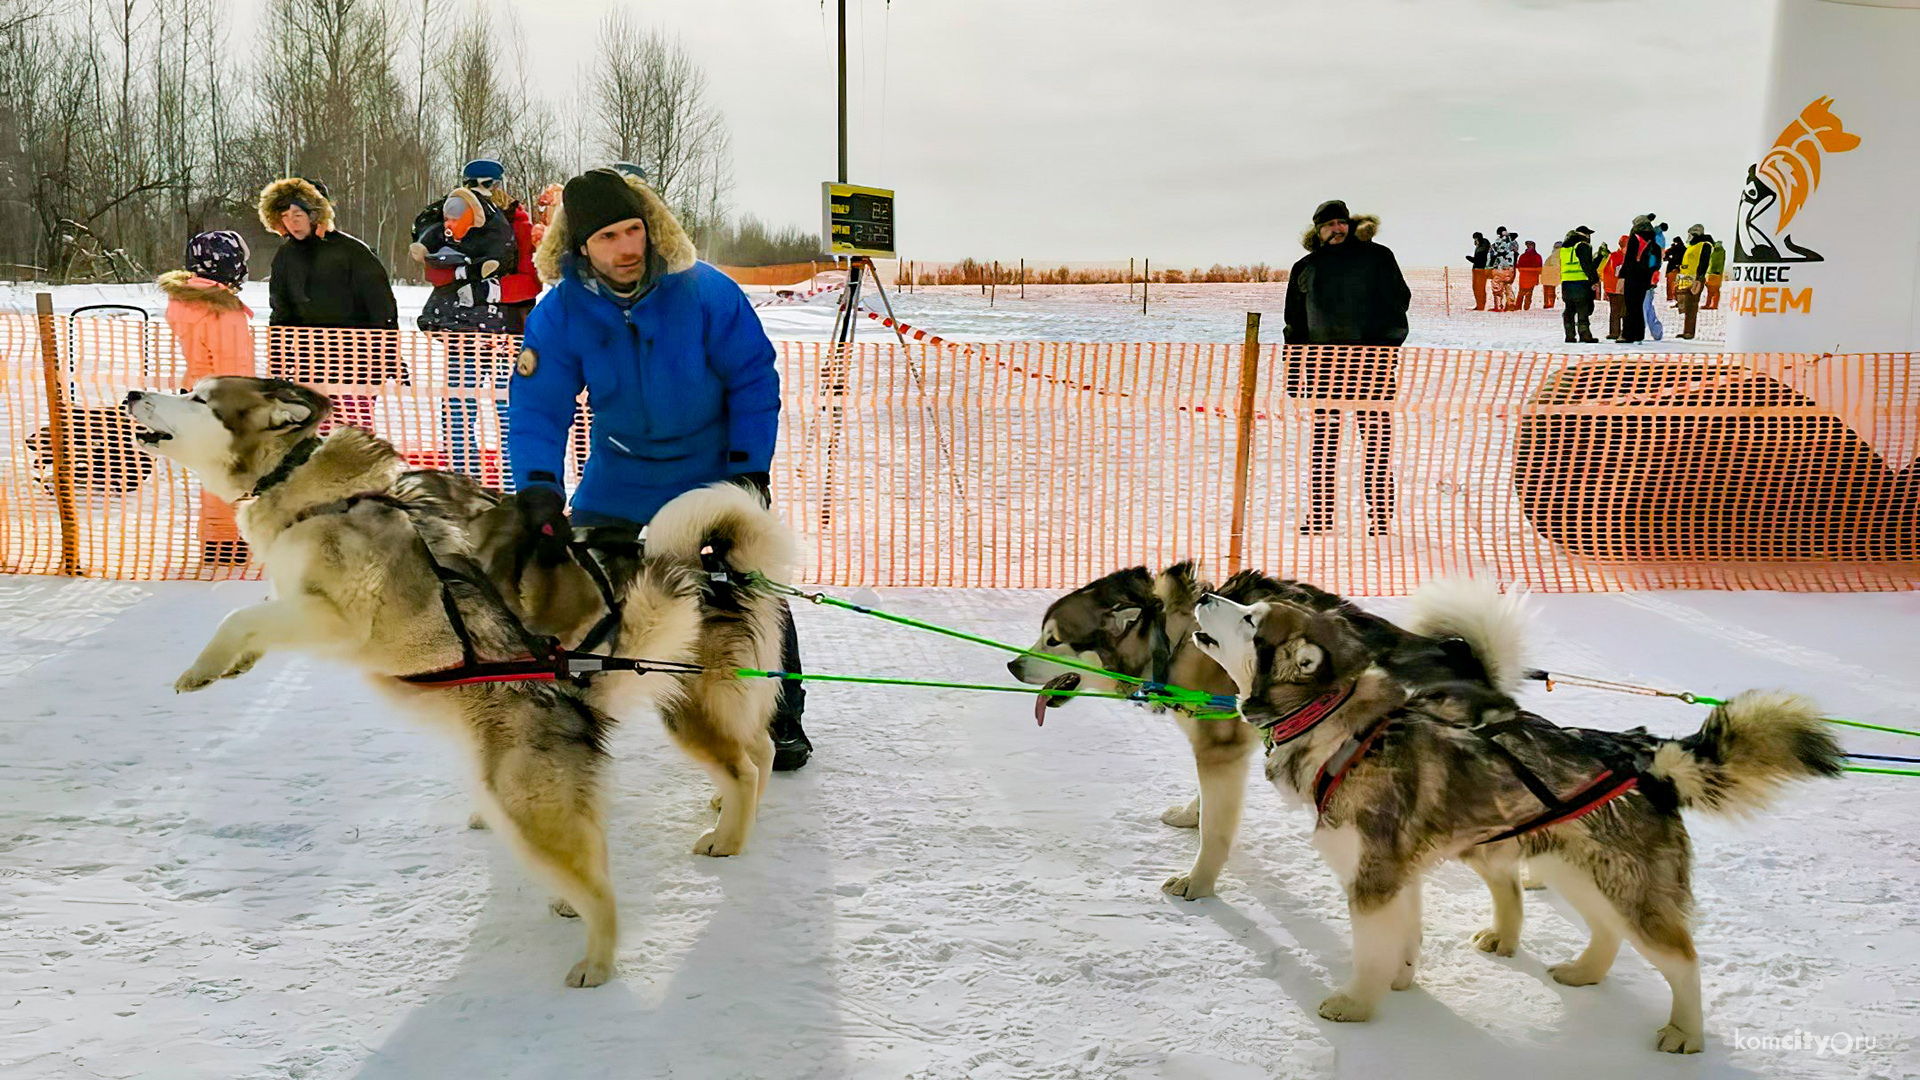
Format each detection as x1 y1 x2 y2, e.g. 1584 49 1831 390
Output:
1469 718 1643 844
569 539 627 655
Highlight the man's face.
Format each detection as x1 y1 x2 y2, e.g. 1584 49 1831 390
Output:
281 205 313 240
584 217 648 286
1318 219 1349 245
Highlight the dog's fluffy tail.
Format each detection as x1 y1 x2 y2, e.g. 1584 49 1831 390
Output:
1649 690 1844 817
1405 577 1531 693
646 482 795 580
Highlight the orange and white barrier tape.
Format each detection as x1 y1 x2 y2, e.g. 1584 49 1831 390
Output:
860 308 1129 398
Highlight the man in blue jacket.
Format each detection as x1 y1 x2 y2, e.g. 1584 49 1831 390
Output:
508 168 812 769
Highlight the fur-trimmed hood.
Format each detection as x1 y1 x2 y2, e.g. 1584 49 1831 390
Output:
156 269 248 313
534 171 697 285
257 177 335 238
1301 213 1380 251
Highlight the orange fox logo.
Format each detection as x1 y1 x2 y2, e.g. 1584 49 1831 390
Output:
1736 97 1861 264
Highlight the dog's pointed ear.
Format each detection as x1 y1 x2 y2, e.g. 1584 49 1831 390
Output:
262 381 333 431
264 398 312 429
1304 611 1367 682
1108 606 1143 634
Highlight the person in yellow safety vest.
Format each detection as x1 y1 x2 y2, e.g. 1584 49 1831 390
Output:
1557 226 1600 343
1675 224 1714 340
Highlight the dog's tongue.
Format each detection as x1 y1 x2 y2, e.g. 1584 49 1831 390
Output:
1034 672 1080 726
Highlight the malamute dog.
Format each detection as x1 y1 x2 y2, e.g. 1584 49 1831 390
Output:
1008 564 1526 899
124 376 793 987
1191 591 1843 1052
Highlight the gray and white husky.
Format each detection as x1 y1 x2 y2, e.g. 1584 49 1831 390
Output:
125 376 793 987
1192 591 1843 1053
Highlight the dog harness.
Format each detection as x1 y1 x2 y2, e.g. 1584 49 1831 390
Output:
1291 700 1645 841
277 491 702 688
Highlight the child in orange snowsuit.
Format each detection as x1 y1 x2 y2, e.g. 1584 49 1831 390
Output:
158 230 255 566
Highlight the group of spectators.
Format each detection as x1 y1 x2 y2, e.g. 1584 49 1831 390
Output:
156 159 590 560
1468 221 1727 341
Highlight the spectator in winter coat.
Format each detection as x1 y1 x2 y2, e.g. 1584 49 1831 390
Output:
1488 227 1519 311
1705 240 1727 310
1675 224 1714 340
1619 216 1662 344
1601 238 1626 339
159 230 256 566
1468 232 1491 310
1663 235 1688 304
1515 240 1544 309
420 159 542 333
1283 199 1410 535
1556 227 1600 344
257 177 401 432
511 167 812 771
413 184 519 482
1541 240 1562 308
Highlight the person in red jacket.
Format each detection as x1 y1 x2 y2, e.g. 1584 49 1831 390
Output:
1514 240 1543 309
423 159 542 332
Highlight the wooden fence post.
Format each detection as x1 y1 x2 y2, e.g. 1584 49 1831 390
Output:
1142 258 1149 315
35 292 80 576
1227 312 1261 575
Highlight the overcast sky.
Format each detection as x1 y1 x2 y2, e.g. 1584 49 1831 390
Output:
264 0 1776 266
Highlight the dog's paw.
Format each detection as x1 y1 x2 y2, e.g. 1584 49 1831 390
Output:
1655 1023 1704 1054
565 957 613 988
1549 960 1607 987
1317 991 1375 1023
1472 927 1518 956
1391 963 1416 992
1160 801 1201 829
1161 873 1214 900
173 664 223 694
549 897 579 918
692 830 740 857
467 811 489 830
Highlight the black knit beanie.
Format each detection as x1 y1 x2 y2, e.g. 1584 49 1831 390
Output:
1312 199 1351 226
564 168 650 251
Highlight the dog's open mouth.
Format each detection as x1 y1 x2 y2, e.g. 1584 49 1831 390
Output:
133 426 172 446
1193 630 1219 649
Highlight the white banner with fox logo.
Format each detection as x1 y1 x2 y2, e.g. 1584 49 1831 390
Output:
1725 0 1920 356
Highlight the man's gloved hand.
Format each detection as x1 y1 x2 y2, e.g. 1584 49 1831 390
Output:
516 485 571 567
730 471 771 508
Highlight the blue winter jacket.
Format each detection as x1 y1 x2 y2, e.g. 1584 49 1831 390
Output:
508 255 779 523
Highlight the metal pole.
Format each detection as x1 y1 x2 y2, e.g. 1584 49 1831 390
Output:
837 0 848 184
1020 258 1025 300
1142 258 1149 315
1227 312 1262 575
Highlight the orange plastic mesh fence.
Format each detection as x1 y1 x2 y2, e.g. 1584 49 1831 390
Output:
4 313 1914 593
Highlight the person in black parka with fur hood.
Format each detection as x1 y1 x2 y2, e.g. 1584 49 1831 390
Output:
257 177 402 432
1283 200 1411 535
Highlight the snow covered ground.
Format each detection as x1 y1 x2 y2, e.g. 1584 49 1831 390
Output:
2 579 1917 1079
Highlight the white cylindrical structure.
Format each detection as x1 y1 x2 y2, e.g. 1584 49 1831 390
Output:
1724 0 1920 354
